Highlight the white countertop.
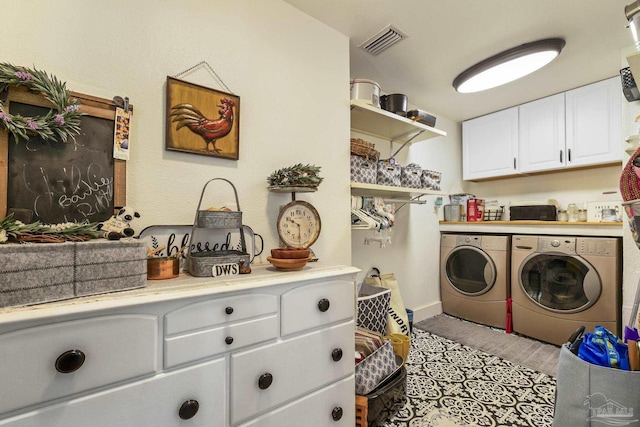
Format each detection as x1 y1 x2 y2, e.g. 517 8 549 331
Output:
439 220 624 237
0 263 360 323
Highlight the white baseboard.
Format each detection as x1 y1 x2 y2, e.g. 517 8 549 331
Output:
410 301 443 323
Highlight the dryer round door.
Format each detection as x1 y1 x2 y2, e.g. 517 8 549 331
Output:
518 253 601 313
445 246 496 296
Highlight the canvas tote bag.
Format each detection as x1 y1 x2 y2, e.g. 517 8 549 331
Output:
365 272 410 336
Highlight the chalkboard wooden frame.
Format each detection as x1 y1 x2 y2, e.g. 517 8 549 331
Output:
0 87 127 222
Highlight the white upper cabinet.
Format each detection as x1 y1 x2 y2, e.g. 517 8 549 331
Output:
462 107 518 180
565 77 621 168
462 78 622 181
519 93 566 173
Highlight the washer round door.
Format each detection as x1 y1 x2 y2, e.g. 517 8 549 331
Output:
518 253 601 313
445 246 496 296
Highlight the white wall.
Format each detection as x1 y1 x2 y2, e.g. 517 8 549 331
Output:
1 0 352 266
351 116 461 322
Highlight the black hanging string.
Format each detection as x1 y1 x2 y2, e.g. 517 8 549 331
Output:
172 61 235 95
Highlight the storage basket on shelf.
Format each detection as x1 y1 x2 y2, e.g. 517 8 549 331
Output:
376 161 402 187
351 155 378 184
400 164 423 189
351 138 380 161
483 206 504 221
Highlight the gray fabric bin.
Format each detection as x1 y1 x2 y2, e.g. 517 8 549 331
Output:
74 239 147 297
0 239 147 308
0 242 76 308
553 345 640 426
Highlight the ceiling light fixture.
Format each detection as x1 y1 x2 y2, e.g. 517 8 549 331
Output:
453 38 566 93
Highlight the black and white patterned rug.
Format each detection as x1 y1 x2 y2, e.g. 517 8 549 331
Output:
383 329 556 427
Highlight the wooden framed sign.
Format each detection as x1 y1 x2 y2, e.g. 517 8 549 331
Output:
0 88 128 224
166 76 240 160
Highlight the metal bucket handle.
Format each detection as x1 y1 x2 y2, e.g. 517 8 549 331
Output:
193 178 242 218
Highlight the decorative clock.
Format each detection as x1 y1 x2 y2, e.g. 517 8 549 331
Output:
276 200 321 249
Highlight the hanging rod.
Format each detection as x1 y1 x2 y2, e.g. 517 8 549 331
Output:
383 198 426 204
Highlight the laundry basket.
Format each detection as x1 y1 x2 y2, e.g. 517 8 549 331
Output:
357 283 391 335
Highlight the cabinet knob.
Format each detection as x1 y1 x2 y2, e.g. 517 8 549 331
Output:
317 298 330 312
331 348 343 362
225 306 234 315
331 406 343 421
258 372 273 390
178 399 199 420
55 349 85 374
225 336 234 345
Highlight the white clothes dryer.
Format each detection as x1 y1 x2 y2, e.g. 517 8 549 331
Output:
440 234 511 329
511 235 621 346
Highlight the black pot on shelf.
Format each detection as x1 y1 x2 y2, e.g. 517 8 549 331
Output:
380 94 408 116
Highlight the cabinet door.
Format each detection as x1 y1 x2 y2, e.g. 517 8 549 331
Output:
0 358 226 427
463 107 519 180
565 77 622 168
230 321 353 425
519 93 566 173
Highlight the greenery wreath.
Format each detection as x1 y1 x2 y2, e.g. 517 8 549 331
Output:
0 63 82 142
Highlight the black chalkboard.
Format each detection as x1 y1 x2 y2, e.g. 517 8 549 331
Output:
6 102 116 224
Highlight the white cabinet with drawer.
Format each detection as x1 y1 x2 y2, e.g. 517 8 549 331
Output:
0 264 358 427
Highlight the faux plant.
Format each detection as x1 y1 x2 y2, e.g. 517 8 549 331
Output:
0 63 82 142
267 163 324 187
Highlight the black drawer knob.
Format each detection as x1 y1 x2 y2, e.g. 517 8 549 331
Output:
331 348 343 362
55 349 85 374
331 406 343 421
318 298 330 312
178 399 199 420
225 336 234 345
258 372 273 390
225 306 234 315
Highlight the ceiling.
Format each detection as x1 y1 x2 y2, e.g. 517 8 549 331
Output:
284 0 634 122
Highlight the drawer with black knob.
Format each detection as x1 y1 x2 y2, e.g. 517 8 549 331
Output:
280 280 354 336
229 321 354 425
0 358 225 427
238 375 355 426
164 293 277 336
0 315 157 415
164 314 278 368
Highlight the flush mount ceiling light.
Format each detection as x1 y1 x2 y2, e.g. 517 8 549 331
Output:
453 38 566 93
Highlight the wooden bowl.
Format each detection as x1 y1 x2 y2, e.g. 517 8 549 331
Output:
270 248 310 259
267 256 310 271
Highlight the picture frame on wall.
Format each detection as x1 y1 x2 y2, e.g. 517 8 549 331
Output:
166 76 240 160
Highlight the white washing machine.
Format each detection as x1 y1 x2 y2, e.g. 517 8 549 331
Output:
511 235 621 346
440 233 511 329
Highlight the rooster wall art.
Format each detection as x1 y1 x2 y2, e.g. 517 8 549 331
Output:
165 77 240 160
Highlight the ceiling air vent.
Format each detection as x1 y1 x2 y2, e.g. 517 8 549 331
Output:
359 25 407 56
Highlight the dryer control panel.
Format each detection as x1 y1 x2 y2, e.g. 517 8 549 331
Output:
538 237 576 255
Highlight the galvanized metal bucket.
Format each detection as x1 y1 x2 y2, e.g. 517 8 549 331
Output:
186 178 249 277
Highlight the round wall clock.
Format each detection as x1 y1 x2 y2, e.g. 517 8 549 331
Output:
277 200 321 249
